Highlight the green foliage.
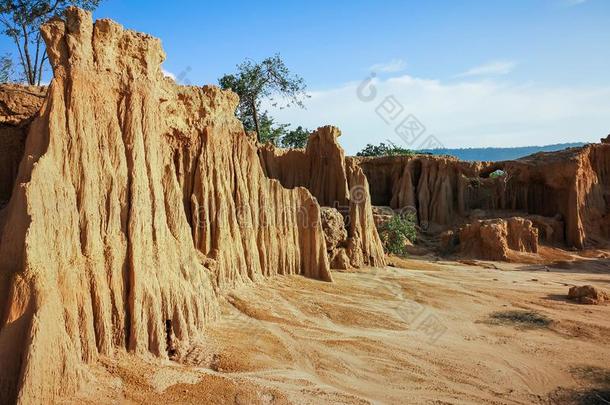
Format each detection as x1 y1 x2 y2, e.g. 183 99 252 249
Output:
240 112 309 148
219 54 308 142
489 169 507 179
379 212 417 256
0 53 12 82
280 125 309 148
356 141 415 157
256 113 287 145
0 0 103 85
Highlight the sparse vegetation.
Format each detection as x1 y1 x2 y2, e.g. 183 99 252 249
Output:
356 141 415 157
558 366 610 405
488 310 552 329
379 212 417 256
547 387 610 405
571 366 610 387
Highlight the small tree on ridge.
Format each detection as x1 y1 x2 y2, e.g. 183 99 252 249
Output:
219 54 308 142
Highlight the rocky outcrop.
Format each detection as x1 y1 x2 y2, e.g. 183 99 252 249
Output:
456 217 539 261
320 207 352 269
0 85 46 204
320 207 347 250
506 217 539 253
260 126 386 268
526 215 564 244
0 85 45 126
0 9 330 404
260 126 350 207
357 140 610 249
568 285 609 305
345 159 386 267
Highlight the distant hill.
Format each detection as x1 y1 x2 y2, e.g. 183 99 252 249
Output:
420 143 586 162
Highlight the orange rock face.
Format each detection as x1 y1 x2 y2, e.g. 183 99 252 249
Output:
500 145 610 248
357 141 610 249
320 207 352 269
355 155 485 233
0 8 330 404
457 217 539 261
260 126 350 207
568 285 609 305
260 126 386 268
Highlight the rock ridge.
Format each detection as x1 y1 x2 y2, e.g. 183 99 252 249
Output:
0 8 330 404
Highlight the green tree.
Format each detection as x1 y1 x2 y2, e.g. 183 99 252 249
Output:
256 112 288 145
219 54 308 142
0 0 102 85
356 141 415 157
280 125 310 148
0 53 12 82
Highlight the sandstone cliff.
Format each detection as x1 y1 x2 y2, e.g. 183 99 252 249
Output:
260 126 386 268
356 141 610 249
0 9 330 404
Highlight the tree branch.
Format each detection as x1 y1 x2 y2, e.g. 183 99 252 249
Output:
21 23 34 84
9 34 28 83
32 31 41 83
48 0 62 15
37 51 47 86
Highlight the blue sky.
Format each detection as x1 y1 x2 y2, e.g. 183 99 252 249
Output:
2 0 609 153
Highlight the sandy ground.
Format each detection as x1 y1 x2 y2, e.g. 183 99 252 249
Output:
61 252 610 404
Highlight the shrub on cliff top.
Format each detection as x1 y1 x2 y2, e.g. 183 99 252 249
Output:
356 141 415 157
280 125 310 148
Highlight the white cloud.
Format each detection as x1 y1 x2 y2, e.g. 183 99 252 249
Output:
455 60 517 78
369 59 407 73
264 73 610 155
162 69 176 80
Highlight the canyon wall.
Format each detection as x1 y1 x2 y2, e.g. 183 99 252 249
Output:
356 142 610 248
260 126 386 268
0 9 330 404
